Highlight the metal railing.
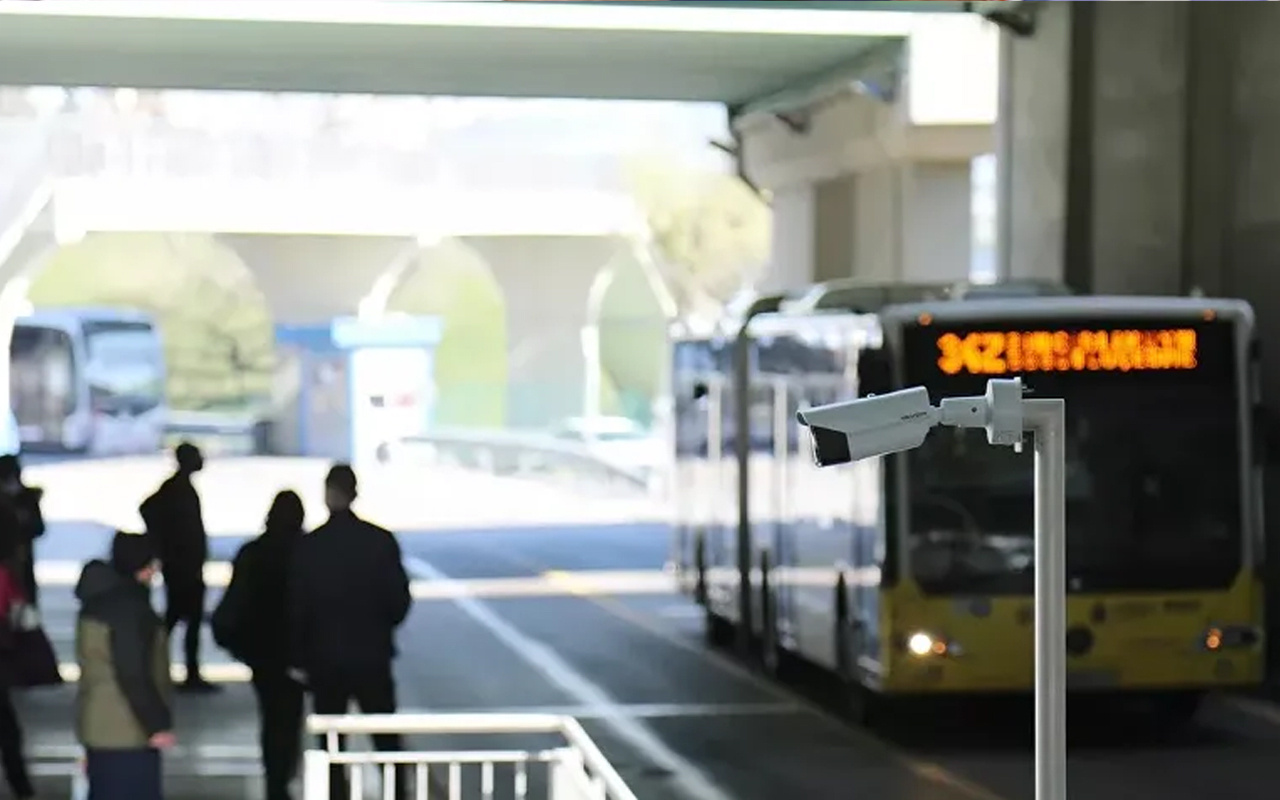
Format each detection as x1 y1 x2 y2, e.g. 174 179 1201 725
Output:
394 429 655 494
305 713 639 800
160 413 662 496
164 409 269 456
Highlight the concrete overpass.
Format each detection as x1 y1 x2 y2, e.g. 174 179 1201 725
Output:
0 118 664 430
0 0 998 296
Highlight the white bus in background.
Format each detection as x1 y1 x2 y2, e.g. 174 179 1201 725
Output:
9 308 168 455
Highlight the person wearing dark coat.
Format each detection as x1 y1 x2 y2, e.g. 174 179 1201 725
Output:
289 464 412 800
139 441 219 693
213 490 307 800
0 455 44 608
75 531 174 800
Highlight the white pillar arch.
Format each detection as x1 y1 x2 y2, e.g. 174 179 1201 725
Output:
0 179 69 427
462 235 635 428
217 234 420 326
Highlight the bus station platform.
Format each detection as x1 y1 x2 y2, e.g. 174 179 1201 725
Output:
19 683 265 800
24 560 268 799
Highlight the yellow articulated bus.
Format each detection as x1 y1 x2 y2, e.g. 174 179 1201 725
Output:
671 283 1266 724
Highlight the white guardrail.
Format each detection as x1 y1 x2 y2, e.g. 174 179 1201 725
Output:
396 430 652 491
305 713 639 800
163 413 657 493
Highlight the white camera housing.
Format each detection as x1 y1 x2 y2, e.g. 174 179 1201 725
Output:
794 378 1027 467
795 386 939 466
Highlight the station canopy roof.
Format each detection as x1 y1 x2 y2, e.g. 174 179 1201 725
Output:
0 1 982 117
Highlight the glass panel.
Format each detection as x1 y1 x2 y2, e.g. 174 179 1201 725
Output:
10 325 76 445
900 316 1241 594
84 322 165 415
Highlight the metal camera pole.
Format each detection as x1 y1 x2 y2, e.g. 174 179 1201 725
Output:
801 377 1067 800
942 378 1066 800
1022 392 1067 800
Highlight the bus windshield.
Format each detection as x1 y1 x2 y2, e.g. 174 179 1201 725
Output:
899 316 1243 594
10 324 76 445
83 321 165 416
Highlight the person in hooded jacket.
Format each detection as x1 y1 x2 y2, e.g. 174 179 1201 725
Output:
212 490 306 800
75 531 175 800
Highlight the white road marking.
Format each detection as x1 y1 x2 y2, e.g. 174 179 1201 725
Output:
399 701 802 720
37 560 676 599
1224 695 1280 726
29 743 261 760
56 662 252 683
36 561 236 588
655 605 704 620
405 555 736 800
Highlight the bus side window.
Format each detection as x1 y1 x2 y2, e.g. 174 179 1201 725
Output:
856 348 891 398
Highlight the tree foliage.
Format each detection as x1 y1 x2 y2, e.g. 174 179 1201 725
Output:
624 155 771 303
28 233 275 410
387 239 508 428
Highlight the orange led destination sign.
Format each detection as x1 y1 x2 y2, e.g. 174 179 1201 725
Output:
935 328 1198 376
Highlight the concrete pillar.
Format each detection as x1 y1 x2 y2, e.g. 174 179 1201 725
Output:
217 234 420 456
759 161 973 292
1002 2 1191 295
462 235 630 429
757 186 815 294
0 181 62 429
217 234 417 325
1002 1 1280 381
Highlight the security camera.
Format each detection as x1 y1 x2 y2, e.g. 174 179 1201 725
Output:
794 379 1029 469
795 386 939 467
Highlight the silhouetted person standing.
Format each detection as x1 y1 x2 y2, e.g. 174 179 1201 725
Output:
140 441 219 693
213 490 307 800
290 464 412 800
0 455 44 608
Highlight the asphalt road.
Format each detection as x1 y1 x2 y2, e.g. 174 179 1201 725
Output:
14 456 1280 799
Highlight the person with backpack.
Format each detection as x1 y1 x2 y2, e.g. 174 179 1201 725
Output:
140 441 218 693
213 490 307 800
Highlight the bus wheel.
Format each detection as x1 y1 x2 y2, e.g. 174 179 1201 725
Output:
704 608 734 649
1150 691 1204 728
834 576 877 727
693 532 708 605
759 553 784 677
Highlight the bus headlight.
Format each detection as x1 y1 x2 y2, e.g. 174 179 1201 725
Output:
1202 625 1261 651
906 631 958 657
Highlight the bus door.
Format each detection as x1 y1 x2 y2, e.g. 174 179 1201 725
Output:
671 339 711 590
702 372 735 611
771 376 796 642
743 367 778 630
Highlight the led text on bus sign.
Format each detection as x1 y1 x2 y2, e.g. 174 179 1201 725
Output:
935 329 1199 375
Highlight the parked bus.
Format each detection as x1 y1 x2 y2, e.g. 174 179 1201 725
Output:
10 307 167 455
672 283 1265 725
